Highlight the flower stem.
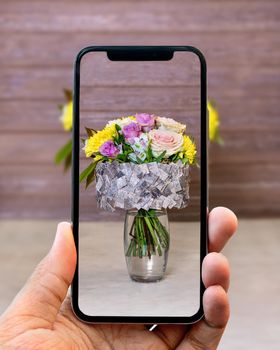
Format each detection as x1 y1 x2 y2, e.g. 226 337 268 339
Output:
125 209 169 259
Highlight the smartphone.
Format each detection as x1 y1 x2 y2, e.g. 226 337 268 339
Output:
71 46 207 324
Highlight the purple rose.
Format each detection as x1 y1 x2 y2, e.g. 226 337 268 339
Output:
136 113 155 132
99 140 119 158
122 122 141 139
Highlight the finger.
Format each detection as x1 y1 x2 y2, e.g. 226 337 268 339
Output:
176 285 229 350
4 222 76 327
209 207 238 252
154 207 235 347
202 252 230 291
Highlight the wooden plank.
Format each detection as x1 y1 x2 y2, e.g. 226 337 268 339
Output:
210 185 280 217
0 129 279 165
0 67 72 100
0 133 70 165
0 102 200 132
80 52 199 87
0 130 279 167
209 163 280 185
0 164 70 195
1 97 279 132
0 195 71 220
0 100 65 132
1 32 280 66
208 66 280 98
80 86 200 111
0 1 279 32
1 65 279 99
211 97 280 131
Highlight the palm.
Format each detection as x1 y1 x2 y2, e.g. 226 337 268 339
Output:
3 302 176 349
58 299 180 349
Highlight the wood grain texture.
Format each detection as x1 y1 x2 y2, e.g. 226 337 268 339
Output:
0 1 279 32
0 32 279 67
0 65 278 99
0 0 279 219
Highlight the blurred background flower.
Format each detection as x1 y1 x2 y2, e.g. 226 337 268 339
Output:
208 100 223 144
59 89 73 132
54 90 73 171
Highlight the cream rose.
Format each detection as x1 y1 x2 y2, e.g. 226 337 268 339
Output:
156 116 186 134
149 129 184 158
106 116 136 128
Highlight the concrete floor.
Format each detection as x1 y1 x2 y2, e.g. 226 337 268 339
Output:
0 219 279 349
79 222 200 317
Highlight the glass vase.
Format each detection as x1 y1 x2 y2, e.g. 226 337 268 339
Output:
124 209 170 282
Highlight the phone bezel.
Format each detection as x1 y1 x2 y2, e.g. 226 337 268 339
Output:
71 45 208 324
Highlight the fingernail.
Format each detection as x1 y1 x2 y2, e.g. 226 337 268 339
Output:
52 222 72 251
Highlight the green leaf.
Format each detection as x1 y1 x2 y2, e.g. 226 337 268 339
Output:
115 124 121 132
85 127 96 137
63 152 72 172
86 168 96 188
57 104 64 111
155 150 166 163
116 153 126 161
54 139 72 165
136 155 144 164
147 145 153 162
79 162 96 183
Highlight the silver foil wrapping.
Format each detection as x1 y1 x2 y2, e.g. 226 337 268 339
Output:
95 161 190 211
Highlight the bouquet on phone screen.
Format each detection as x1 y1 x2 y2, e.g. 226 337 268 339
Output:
80 113 197 282
55 91 221 282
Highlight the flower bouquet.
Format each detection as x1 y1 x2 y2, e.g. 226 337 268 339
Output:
80 113 197 282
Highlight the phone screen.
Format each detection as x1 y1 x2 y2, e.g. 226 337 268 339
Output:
72 46 207 323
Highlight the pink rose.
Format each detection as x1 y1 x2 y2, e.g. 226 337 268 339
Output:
122 122 141 139
135 113 155 132
99 140 120 158
149 129 183 158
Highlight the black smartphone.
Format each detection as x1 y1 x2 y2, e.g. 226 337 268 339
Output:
71 46 207 324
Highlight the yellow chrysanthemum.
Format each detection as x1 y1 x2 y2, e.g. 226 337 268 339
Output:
84 124 117 157
182 135 197 165
60 100 73 131
208 100 221 143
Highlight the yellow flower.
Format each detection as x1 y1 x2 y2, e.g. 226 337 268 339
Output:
84 124 117 157
182 135 197 165
60 100 73 131
208 100 222 143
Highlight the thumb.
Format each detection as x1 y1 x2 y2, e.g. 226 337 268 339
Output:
4 222 76 326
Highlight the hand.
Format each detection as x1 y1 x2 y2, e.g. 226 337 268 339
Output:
0 207 237 350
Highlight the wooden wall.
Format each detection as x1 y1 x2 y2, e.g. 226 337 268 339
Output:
0 0 279 220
